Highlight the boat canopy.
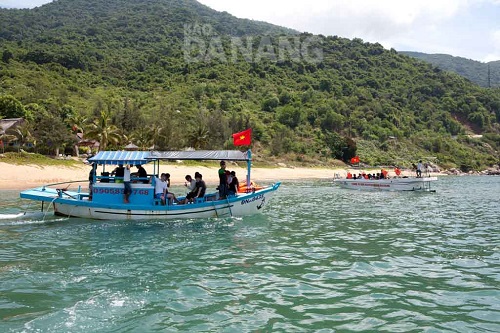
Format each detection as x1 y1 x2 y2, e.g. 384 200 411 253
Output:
88 151 151 165
148 150 250 161
87 150 250 165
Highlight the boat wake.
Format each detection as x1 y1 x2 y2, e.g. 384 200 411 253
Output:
0 212 28 220
0 211 67 226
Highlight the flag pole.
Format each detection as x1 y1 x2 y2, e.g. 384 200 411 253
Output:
246 149 251 193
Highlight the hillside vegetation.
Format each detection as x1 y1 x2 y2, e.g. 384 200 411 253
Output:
1 0 499 171
401 51 500 88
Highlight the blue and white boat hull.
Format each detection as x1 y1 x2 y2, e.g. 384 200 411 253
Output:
20 149 281 221
21 183 280 220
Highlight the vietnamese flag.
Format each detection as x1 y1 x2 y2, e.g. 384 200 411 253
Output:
232 128 252 146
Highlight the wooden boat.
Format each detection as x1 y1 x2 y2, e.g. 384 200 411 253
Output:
333 176 437 192
20 150 280 220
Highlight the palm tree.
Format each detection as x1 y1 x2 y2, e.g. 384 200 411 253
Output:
68 113 89 135
85 111 122 151
67 114 89 156
130 127 154 150
9 122 35 152
187 125 210 149
186 109 211 149
150 124 164 149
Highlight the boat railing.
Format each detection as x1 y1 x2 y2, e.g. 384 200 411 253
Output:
41 180 89 201
41 180 88 192
96 175 150 183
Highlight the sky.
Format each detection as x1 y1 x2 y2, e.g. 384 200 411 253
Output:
1 0 499 62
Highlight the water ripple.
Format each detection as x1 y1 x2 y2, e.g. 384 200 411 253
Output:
0 177 499 332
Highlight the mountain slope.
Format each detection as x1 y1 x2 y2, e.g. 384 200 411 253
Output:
401 51 500 88
0 0 499 171
0 0 296 74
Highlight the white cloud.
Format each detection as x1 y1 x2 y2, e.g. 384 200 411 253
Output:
492 30 500 47
199 0 499 61
483 30 500 62
200 0 469 32
0 0 51 8
198 0 471 47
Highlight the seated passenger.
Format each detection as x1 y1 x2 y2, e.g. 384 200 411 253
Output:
228 171 239 196
165 173 171 188
100 171 110 183
133 164 148 184
193 173 206 202
152 173 168 205
181 175 198 205
112 164 125 183
151 173 179 205
184 175 196 193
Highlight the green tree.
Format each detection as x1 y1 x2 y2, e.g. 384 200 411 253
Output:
117 98 143 132
324 131 357 160
86 111 122 151
35 117 74 156
8 122 35 152
130 127 154 150
262 95 280 112
67 113 89 135
277 105 304 129
0 95 32 120
67 113 89 156
2 49 13 63
187 125 209 149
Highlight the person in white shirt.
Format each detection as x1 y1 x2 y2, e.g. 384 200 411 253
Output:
152 173 179 205
123 164 132 203
153 173 168 205
181 174 198 204
417 161 423 178
184 175 196 193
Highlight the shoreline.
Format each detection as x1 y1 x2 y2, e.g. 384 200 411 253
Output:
0 161 435 191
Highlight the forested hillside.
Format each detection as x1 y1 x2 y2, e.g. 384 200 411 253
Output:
1 0 499 171
401 51 500 88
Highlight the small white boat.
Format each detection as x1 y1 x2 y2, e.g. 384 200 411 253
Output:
333 176 437 192
20 150 280 220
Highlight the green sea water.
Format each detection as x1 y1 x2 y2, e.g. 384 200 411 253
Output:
0 176 499 332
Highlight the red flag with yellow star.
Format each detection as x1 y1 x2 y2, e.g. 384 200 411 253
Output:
232 128 252 146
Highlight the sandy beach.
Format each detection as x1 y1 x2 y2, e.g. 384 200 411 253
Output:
0 162 328 190
0 161 422 191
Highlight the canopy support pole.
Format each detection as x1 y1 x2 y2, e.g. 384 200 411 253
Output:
246 150 252 193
